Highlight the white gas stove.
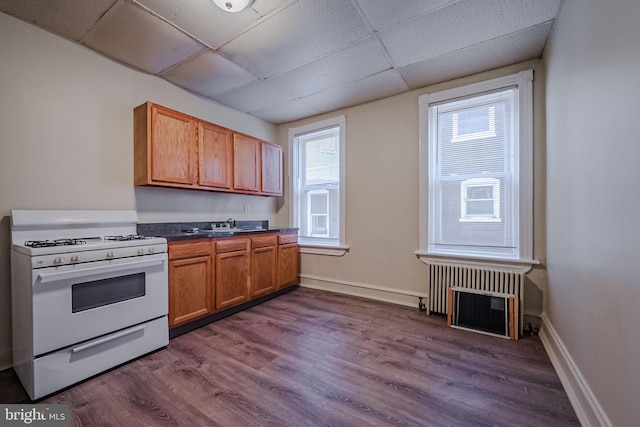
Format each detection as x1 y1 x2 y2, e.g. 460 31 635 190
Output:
10 210 169 400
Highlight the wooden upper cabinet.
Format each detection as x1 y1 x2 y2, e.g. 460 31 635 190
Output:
199 121 233 190
233 133 261 193
134 102 282 196
134 102 196 187
261 142 283 196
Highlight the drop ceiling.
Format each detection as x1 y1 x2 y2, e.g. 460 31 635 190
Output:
0 0 562 124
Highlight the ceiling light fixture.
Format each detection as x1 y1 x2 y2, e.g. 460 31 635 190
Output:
212 0 253 13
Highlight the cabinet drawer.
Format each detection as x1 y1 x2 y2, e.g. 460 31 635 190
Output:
216 238 248 253
252 235 277 248
168 241 211 260
278 233 298 245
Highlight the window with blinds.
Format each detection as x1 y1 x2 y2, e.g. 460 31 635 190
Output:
298 127 339 240
418 70 534 262
289 115 347 253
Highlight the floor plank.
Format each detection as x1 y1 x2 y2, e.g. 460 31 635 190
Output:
0 288 579 426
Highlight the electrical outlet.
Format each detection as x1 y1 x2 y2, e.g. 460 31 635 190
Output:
244 205 250 214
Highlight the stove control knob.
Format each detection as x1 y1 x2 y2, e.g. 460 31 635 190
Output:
53 257 64 264
106 251 115 259
137 249 144 255
70 255 80 263
148 247 155 254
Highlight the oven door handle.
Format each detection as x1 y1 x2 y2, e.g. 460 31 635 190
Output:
36 256 166 283
71 324 146 353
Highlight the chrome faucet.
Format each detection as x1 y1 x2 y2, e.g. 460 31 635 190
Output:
226 218 235 229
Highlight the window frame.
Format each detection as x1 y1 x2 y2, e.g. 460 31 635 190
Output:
451 106 497 142
416 70 535 270
460 177 501 223
307 189 330 237
289 115 348 256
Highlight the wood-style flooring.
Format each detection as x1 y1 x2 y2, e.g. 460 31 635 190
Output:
0 287 579 426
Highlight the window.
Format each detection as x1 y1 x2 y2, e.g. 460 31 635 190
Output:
308 190 329 237
452 106 496 142
460 178 500 222
417 70 534 265
289 115 347 255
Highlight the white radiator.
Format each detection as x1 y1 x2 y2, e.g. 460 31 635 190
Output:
428 263 524 334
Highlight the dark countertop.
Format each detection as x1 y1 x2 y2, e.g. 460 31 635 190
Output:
137 220 297 242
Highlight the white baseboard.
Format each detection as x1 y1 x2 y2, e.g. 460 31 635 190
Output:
539 313 612 427
298 274 428 309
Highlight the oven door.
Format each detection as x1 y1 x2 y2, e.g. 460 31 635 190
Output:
31 253 168 356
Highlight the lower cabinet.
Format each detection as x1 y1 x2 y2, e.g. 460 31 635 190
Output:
168 232 298 330
250 235 277 298
215 238 250 311
278 233 299 289
168 241 213 327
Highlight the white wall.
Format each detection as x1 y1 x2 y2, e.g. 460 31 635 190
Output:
543 0 640 425
0 13 279 369
275 59 547 317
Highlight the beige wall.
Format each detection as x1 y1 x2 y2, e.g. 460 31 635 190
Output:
543 0 640 425
0 13 280 369
275 60 547 316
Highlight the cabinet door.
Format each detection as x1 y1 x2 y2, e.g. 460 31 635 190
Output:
169 255 213 327
250 238 277 298
150 105 196 185
261 142 283 195
216 250 249 310
233 133 261 192
278 243 299 289
199 121 233 189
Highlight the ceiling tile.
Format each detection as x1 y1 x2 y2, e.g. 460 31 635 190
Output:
267 36 392 98
134 0 259 49
302 69 409 113
219 0 370 78
249 99 321 124
0 0 117 41
378 0 561 68
355 0 454 30
399 22 553 89
215 80 293 112
161 50 257 97
81 0 205 74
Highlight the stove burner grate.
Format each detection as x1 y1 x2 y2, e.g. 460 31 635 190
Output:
25 239 87 248
104 235 150 241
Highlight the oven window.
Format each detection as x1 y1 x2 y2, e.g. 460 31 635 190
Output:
72 273 145 313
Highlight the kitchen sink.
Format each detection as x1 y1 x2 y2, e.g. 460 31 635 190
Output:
198 228 264 233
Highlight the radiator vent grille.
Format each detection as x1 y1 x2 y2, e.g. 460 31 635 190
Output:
428 263 524 334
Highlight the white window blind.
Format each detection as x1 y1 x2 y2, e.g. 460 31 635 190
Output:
417 70 534 265
297 126 339 242
289 115 347 255
429 88 519 258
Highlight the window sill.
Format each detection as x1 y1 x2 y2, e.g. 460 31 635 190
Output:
299 243 349 256
414 250 538 273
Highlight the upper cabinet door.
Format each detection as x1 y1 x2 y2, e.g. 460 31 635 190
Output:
261 142 283 196
199 121 233 190
233 133 261 192
150 104 196 185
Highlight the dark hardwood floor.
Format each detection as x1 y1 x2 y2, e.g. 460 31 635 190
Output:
1 288 579 426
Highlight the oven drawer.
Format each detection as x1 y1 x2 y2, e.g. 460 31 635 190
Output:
28 317 168 400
